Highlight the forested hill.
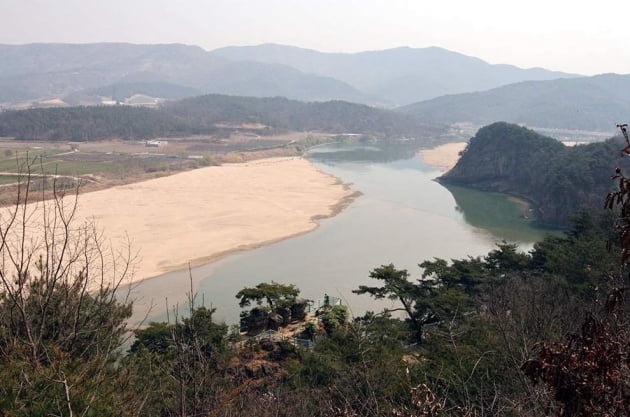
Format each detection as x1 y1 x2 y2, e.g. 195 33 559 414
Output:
164 95 439 136
0 94 442 141
439 122 629 227
398 73 630 132
0 106 189 141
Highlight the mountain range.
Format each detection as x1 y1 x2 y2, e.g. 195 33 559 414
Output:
0 42 576 107
4 42 629 132
398 73 630 131
0 43 368 105
213 44 577 105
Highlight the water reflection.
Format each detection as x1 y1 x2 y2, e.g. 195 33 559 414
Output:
443 184 553 244
307 140 434 164
126 143 554 326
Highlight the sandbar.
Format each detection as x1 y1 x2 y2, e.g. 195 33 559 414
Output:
419 142 467 172
8 157 356 286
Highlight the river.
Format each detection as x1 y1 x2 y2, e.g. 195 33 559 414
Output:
126 143 551 325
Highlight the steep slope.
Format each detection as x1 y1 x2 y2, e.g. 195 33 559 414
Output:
440 122 628 227
0 43 369 104
398 74 630 131
211 44 578 104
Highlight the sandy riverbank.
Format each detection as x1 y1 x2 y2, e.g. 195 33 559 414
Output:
11 157 357 285
419 142 467 171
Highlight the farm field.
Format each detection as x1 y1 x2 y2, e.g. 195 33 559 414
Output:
0 131 332 202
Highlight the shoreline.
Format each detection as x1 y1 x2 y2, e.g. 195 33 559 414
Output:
28 157 357 286
419 142 538 216
418 142 467 172
161 187 362 277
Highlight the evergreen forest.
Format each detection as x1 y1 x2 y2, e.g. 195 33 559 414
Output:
0 95 440 141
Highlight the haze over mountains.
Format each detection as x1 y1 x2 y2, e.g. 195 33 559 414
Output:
0 42 576 108
213 44 577 105
0 43 368 105
3 42 630 132
398 74 630 131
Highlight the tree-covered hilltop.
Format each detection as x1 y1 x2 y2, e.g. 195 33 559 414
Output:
0 94 443 141
164 94 440 136
439 122 629 227
0 105 193 140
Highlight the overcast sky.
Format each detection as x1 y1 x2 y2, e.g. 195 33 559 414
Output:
2 0 628 75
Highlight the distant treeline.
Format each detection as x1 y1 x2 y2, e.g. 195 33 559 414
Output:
0 106 191 141
440 122 628 227
0 94 442 141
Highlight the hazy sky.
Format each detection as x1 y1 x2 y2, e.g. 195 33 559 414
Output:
2 0 628 75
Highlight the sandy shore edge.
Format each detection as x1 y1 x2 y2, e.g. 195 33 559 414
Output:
11 157 358 286
164 187 362 276
419 142 467 172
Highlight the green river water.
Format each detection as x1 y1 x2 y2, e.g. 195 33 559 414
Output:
127 143 553 325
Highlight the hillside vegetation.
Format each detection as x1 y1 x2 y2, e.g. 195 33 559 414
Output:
0 94 442 141
0 106 190 141
399 74 630 131
440 122 628 227
164 95 439 136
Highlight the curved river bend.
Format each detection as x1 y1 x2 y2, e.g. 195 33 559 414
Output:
127 144 550 325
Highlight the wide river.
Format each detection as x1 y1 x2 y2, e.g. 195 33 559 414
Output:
127 143 551 325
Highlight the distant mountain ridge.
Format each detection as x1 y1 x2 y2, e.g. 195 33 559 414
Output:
211 43 579 105
65 82 203 105
398 73 630 132
0 42 578 107
0 43 369 105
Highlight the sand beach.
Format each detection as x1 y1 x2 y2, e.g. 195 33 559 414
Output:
419 142 467 172
7 157 356 285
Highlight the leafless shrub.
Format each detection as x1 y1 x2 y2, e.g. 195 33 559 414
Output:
0 156 136 415
522 123 630 416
